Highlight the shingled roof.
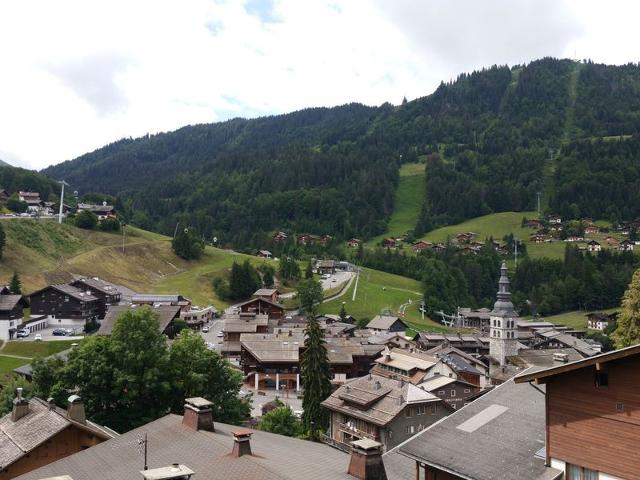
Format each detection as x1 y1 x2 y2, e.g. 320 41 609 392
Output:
397 372 562 480
97 305 181 335
29 285 98 303
0 294 27 311
322 374 443 427
0 398 115 471
13 414 406 480
366 315 407 331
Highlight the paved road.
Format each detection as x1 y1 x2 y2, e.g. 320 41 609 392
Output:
247 387 303 418
199 318 224 344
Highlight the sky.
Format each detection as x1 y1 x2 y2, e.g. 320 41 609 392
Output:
0 0 638 170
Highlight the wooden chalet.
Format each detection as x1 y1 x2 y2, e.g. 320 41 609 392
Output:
70 277 121 310
413 240 432 253
419 375 481 410
29 285 102 328
366 315 407 333
252 288 280 303
381 238 397 248
256 250 273 258
236 296 284 319
0 392 114 480
584 224 600 235
347 238 362 248
587 240 601 252
272 231 288 243
619 239 634 251
97 304 181 337
317 260 337 275
586 311 618 331
76 202 115 220
515 344 640 480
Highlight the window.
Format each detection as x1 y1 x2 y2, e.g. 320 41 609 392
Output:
594 371 608 388
405 408 412 418
406 425 414 435
438 390 445 396
567 464 599 480
430 405 437 415
450 390 456 397
464 388 471 393
416 405 426 415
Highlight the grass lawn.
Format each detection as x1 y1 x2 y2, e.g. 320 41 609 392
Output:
0 356 27 383
1 340 79 357
317 267 448 333
537 307 620 331
367 163 425 246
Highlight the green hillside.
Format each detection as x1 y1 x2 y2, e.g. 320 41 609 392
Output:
317 267 448 333
367 162 425 246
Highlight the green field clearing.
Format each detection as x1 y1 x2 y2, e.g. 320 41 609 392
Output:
0 356 27 382
538 307 620 331
1 340 79 358
423 211 536 244
367 163 425 246
317 267 448 332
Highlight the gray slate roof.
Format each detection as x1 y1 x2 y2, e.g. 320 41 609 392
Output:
398 373 562 480
97 305 181 335
30 284 99 302
0 294 25 311
72 278 121 296
14 414 406 480
366 315 407 330
322 373 441 427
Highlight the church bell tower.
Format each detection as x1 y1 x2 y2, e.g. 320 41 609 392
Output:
489 262 518 366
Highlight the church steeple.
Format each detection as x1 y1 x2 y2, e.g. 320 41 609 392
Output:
489 262 518 366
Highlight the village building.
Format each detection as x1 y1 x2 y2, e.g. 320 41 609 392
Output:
515 344 640 480
317 260 337 275
587 240 601 252
180 305 215 328
618 239 634 251
548 214 562 224
365 331 416 350
396 374 561 480
366 315 407 333
489 262 520 367
0 391 115 480
0 188 9 201
523 219 543 229
97 304 181 337
29 284 102 329
425 344 490 387
256 249 273 258
0 292 28 340
371 347 449 385
584 223 600 235
418 375 481 410
252 288 280 303
531 329 600 357
69 277 121 307
272 231 288 243
76 202 115 220
239 331 383 391
381 238 397 249
322 373 451 452
586 311 618 331
530 233 547 243
14 397 408 480
604 235 619 246
413 240 432 253
236 296 284 319
347 238 362 248
18 191 42 212
131 293 192 312
414 333 490 355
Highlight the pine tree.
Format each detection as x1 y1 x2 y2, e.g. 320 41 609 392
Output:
339 302 348 322
0 222 5 259
305 260 313 279
300 317 331 436
9 271 21 294
612 269 640 348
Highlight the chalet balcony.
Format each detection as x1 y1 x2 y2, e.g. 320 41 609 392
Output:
338 422 378 441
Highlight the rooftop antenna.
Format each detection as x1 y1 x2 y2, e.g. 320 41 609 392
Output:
58 180 69 224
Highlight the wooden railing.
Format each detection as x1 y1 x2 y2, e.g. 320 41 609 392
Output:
338 422 378 441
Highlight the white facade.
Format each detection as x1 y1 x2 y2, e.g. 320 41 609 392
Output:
0 318 20 340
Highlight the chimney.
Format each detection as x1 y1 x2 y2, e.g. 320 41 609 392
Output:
67 395 86 424
231 429 253 457
47 397 56 410
11 387 29 422
348 439 387 480
182 397 214 432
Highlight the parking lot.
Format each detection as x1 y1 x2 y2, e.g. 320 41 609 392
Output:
14 325 84 342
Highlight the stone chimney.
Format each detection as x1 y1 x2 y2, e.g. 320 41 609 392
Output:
231 429 253 457
182 397 214 432
67 395 86 424
348 439 387 480
11 387 29 422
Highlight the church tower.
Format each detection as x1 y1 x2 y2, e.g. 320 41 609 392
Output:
489 262 518 366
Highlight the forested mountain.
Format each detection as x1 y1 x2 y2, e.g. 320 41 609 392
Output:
42 58 640 248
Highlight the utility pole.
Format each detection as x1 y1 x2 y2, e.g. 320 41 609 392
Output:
536 192 541 217
58 181 69 224
173 222 180 239
121 222 126 255
514 238 519 269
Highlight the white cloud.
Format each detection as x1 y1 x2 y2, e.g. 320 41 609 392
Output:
0 0 637 170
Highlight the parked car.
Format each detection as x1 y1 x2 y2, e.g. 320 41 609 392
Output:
322 274 331 279
16 329 29 338
65 328 74 335
52 328 67 336
202 326 210 333
217 331 224 338
34 333 42 341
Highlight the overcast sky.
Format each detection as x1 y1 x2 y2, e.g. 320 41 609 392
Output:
0 0 638 170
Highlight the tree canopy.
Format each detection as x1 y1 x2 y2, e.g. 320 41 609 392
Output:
612 269 640 348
